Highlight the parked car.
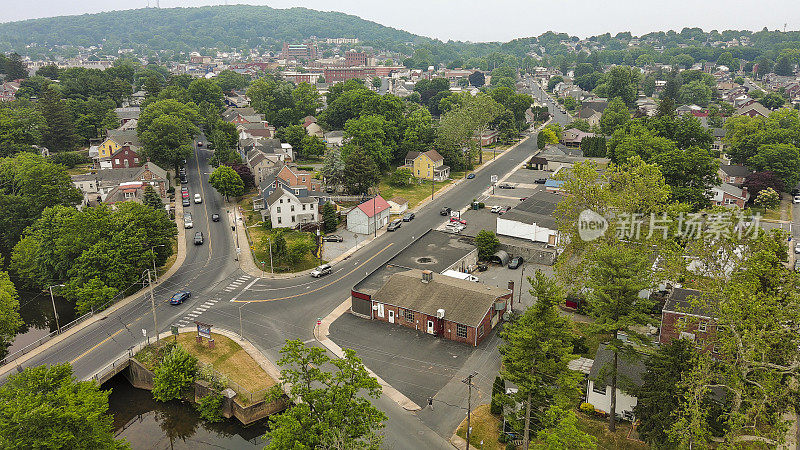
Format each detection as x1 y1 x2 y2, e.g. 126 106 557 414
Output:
795 243 800 254
169 291 191 305
183 212 193 229
322 235 343 242
403 212 415 222
182 198 190 207
499 183 515 189
440 207 452 216
181 186 188 193
794 195 800 204
795 259 800 272
508 256 523 269
387 219 403 231
535 178 547 184
498 206 511 215
449 217 467 225
490 205 503 213
194 193 202 204
194 231 204 245
311 264 332 278
211 213 220 222
467 173 475 179
444 223 465 233
182 190 189 199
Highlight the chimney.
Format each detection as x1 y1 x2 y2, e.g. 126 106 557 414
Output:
421 270 433 283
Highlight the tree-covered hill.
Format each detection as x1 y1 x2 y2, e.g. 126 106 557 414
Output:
0 5 431 56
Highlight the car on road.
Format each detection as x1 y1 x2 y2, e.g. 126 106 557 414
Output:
498 206 511 215
794 195 800 204
440 207 452 216
490 205 503 213
311 264 332 278
508 256 523 269
194 193 202 204
322 234 343 242
449 217 467 225
194 231 204 245
183 212 193 229
534 178 547 184
402 212 415 221
182 198 190 207
499 183 515 189
211 213 220 222
796 243 800 254
387 219 403 231
795 259 800 272
197 141 203 147
467 173 475 179
169 291 191 305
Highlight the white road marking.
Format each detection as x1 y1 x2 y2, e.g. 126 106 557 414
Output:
230 277 259 302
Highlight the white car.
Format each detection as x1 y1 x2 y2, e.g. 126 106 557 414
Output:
194 193 202 204
796 243 800 254
183 212 193 229
794 195 800 204
444 223 466 233
490 205 503 213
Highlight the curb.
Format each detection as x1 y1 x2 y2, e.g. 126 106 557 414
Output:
315 298 422 412
0 199 188 379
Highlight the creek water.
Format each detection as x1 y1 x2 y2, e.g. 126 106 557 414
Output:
6 288 76 356
104 373 268 449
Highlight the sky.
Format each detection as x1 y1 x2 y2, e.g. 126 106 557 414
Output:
3 0 800 42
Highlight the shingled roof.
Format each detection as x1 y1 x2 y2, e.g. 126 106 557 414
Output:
371 269 509 327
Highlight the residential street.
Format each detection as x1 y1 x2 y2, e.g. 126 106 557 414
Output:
0 131 543 447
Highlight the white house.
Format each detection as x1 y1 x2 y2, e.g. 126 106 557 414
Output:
496 191 560 246
346 195 391 235
264 187 319 228
585 343 646 422
388 197 408 215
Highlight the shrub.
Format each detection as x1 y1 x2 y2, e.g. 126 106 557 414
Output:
478 202 485 209
579 402 595 415
296 166 315 172
152 345 198 402
50 151 89 168
475 230 500 260
197 391 225 422
506 442 516 450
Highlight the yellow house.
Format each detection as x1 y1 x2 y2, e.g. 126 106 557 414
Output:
98 130 141 159
404 149 450 181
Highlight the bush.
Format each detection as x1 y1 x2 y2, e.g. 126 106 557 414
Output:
498 433 509 443
572 335 589 355
478 202 485 209
389 168 413 187
167 186 175 194
579 402 595 415
296 166 315 172
49 151 89 168
475 230 500 260
506 442 516 450
152 345 198 402
197 391 225 422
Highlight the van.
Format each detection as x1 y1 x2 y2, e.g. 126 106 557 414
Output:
311 264 332 278
442 269 479 282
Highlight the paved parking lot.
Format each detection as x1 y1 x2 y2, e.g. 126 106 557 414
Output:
328 313 479 405
321 229 371 261
477 261 555 310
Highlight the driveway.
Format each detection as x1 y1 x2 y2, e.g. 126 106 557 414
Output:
321 228 371 261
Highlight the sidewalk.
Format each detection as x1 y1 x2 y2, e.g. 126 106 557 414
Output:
315 298 422 411
0 199 188 378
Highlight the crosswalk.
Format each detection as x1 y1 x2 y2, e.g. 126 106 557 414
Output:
174 274 252 327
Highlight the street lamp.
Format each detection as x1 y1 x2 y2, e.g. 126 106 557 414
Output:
48 284 65 333
150 244 166 283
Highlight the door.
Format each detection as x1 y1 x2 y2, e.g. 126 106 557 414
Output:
377 303 384 318
427 320 434 334
388 310 395 324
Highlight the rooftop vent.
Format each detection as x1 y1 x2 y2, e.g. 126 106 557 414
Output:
421 270 433 283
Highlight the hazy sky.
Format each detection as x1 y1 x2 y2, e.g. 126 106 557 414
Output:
4 0 800 42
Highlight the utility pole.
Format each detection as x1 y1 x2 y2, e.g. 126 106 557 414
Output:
268 237 274 273
147 270 158 342
462 371 478 450
48 284 64 333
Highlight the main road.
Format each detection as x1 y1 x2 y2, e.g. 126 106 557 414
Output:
1 123 544 447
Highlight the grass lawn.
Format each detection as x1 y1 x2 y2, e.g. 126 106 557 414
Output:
575 413 648 450
456 404 504 450
157 237 179 278
572 321 611 359
66 166 94 176
378 178 452 209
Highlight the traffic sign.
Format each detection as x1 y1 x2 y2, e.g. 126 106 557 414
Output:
490 175 498 184
316 317 322 326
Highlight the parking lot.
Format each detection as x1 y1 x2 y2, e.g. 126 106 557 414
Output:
477 261 555 310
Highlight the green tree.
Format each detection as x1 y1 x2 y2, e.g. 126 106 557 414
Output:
678 80 713 106
139 114 198 169
603 65 639 106
322 148 345 188
280 124 307 157
499 270 584 447
187 78 223 109
342 145 380 195
759 92 785 110
344 114 394 171
152 345 198 402
634 339 696 447
265 340 386 449
322 202 337 233
214 69 250 92
0 101 45 156
650 146 718 209
292 82 322 119
599 97 629 135
586 243 652 432
388 168 413 187
535 406 597 450
72 277 119 315
490 375 504 415
0 363 127 449
300 134 325 158
39 85 77 152
474 230 500 260
208 165 244 200
3 53 28 80
748 143 800 189
371 77 381 89
468 71 485 87
0 271 22 355
754 186 780 209
142 185 165 211
773 54 794 76
36 64 60 80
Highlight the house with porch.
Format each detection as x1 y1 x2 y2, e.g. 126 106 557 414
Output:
404 149 450 181
263 187 319 228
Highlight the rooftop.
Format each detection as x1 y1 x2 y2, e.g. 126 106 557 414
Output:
663 288 716 319
589 343 646 389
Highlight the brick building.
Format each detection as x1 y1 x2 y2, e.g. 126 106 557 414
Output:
659 288 720 355
281 42 318 60
323 66 376 83
345 51 369 67
108 145 141 169
356 269 510 346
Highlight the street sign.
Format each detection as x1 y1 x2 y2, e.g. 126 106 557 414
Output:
316 317 322 326
490 175 498 184
141 328 147 337
171 325 179 335
195 321 212 339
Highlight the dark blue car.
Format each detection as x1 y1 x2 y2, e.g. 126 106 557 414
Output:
467 173 475 179
169 291 191 305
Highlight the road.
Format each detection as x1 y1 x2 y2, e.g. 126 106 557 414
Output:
1 126 542 447
523 74 572 126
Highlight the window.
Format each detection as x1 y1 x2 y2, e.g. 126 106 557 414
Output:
291 215 295 222
277 207 281 213
478 323 485 338
277 217 282 224
698 321 707 332
456 324 468 339
592 383 606 395
134 158 139 163
310 204 314 209
280 199 283 204
404 309 414 322
291 205 295 212
115 159 120 164
124 191 133 199
729 177 735 183
302 177 306 182
302 204 306 211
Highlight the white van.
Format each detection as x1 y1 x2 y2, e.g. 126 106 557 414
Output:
442 270 479 282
